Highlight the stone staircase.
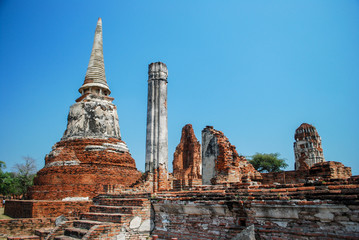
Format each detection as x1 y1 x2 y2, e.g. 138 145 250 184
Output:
46 193 152 240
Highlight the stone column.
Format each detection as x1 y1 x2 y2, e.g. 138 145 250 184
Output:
201 126 219 185
145 62 168 173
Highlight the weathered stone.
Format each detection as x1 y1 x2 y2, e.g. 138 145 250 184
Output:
253 204 299 219
115 232 126 240
145 62 168 173
201 126 261 185
55 215 68 226
232 225 256 240
130 216 142 229
173 124 202 188
62 97 123 141
138 219 154 232
79 17 110 95
294 123 325 170
314 210 334 222
145 62 169 192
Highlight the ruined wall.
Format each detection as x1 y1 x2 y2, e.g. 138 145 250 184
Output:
309 161 352 180
0 218 56 237
201 126 261 185
247 200 358 239
173 124 202 189
152 198 246 239
261 170 308 185
262 161 352 185
151 179 359 240
4 200 91 218
294 123 325 170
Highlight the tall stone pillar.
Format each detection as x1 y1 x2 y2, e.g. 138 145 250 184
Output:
145 62 168 173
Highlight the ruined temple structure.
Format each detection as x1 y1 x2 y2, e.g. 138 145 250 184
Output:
294 123 325 170
172 124 202 189
202 126 262 185
28 18 142 200
2 18 359 240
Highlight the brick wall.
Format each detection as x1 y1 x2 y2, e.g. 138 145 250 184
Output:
151 180 359 239
261 170 308 184
262 161 352 185
309 161 352 180
0 217 56 237
4 200 91 218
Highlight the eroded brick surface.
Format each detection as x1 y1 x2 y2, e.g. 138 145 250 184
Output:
4 200 91 218
152 165 170 192
309 161 352 180
202 126 261 185
152 179 359 240
28 138 141 200
172 124 202 189
0 217 59 238
262 161 352 185
294 123 325 170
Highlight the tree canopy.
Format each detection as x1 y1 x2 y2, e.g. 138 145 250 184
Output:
0 161 5 170
0 157 37 198
248 153 288 173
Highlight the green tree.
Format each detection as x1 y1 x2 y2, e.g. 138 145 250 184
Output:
248 153 288 173
0 172 18 196
0 161 9 195
0 161 5 170
0 161 17 196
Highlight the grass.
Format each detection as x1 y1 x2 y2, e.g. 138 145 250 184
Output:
0 207 12 220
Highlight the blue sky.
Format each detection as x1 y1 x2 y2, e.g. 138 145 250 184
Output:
0 1 358 174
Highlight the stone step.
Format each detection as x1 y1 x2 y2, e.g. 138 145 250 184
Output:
94 198 148 207
81 212 131 223
95 193 151 199
53 235 79 240
73 220 109 230
64 227 88 239
7 236 40 240
89 205 140 214
35 228 52 238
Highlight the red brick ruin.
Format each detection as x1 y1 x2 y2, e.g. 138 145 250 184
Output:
2 19 358 240
29 138 141 200
202 126 262 185
172 124 202 189
294 123 325 170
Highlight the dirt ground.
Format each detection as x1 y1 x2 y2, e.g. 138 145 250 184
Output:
0 207 11 220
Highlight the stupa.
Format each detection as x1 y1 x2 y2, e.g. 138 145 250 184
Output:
29 18 141 200
293 123 325 170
